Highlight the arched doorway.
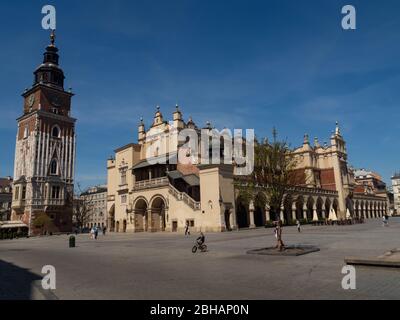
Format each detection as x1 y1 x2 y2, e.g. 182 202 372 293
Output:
359 201 364 218
332 199 339 217
325 198 331 219
316 197 324 220
354 200 359 218
254 193 266 227
134 198 148 232
236 196 249 229
295 196 304 220
108 204 115 232
224 209 232 231
306 197 314 221
283 195 293 225
150 196 166 232
346 196 354 218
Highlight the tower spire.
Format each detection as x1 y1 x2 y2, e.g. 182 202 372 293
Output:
33 30 65 89
50 29 56 46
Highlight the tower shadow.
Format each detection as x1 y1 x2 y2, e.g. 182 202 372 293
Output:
0 260 42 300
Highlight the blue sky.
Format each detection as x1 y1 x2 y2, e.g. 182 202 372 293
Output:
0 0 399 188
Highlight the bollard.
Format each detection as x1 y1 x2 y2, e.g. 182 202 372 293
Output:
69 235 76 248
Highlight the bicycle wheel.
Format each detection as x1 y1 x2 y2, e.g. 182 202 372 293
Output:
192 246 198 253
201 245 208 252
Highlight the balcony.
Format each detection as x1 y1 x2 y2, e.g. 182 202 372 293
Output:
133 177 169 191
44 199 66 206
12 200 26 209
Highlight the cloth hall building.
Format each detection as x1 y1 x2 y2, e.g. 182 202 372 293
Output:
107 107 389 233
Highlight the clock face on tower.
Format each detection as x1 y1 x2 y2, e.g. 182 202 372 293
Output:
52 96 61 107
28 94 35 107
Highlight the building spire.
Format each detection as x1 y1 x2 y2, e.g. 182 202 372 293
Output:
50 29 56 46
33 31 65 89
303 133 309 145
335 121 341 135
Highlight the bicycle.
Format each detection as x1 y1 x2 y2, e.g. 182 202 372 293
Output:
192 242 208 253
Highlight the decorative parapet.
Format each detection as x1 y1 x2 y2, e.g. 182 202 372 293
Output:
133 177 169 191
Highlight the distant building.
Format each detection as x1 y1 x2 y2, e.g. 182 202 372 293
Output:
354 169 387 197
80 186 108 229
0 177 13 221
391 173 400 215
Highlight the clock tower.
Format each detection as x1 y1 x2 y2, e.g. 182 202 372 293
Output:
11 31 76 235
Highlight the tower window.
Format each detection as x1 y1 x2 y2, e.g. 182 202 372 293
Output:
120 169 127 185
23 126 29 139
51 186 61 199
52 126 60 138
22 186 26 200
50 159 58 175
14 187 20 200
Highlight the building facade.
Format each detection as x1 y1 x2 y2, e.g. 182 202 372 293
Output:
0 177 13 221
80 185 108 229
11 32 76 236
107 108 389 234
391 173 400 215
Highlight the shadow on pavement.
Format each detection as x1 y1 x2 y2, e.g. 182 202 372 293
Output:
0 260 41 300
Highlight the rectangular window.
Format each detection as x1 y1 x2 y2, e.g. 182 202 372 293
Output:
21 186 27 200
121 170 127 185
15 187 20 200
187 220 195 227
51 186 61 199
121 195 127 204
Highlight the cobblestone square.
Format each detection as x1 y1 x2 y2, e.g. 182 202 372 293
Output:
1 218 400 300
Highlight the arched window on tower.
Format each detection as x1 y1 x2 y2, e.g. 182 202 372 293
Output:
23 126 29 139
52 126 60 138
50 159 58 175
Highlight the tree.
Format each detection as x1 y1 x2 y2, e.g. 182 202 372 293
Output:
73 184 95 230
33 213 54 235
236 128 297 251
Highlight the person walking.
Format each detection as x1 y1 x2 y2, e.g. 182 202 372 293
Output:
185 221 191 236
296 220 301 233
90 227 95 240
94 227 99 240
103 226 107 236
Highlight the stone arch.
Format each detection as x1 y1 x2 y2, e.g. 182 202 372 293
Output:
295 196 304 220
360 200 364 218
316 197 324 220
283 195 293 225
325 198 332 218
372 201 375 217
108 204 115 232
254 192 267 227
332 199 339 215
354 200 359 218
134 197 148 232
236 195 249 229
364 200 371 218
377 202 381 217
306 197 314 221
149 195 167 232
346 196 354 217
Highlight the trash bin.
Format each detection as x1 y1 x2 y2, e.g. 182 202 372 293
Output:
69 235 76 248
